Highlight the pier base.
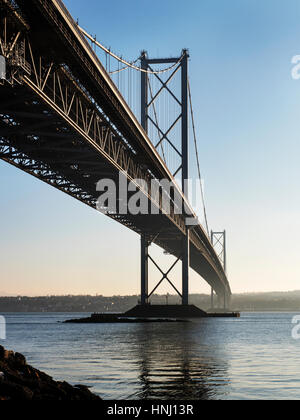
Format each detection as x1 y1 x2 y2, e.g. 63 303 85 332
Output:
124 304 207 318
64 306 240 323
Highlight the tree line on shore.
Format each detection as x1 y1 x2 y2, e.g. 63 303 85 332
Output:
0 291 300 312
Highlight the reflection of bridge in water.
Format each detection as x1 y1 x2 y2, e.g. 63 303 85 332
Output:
0 0 231 311
127 322 230 400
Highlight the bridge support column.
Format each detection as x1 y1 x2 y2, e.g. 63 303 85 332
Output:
217 294 222 309
223 292 231 311
181 50 190 306
211 288 214 310
217 292 230 311
182 231 190 305
141 235 149 305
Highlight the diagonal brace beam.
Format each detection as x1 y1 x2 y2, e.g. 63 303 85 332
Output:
147 255 182 298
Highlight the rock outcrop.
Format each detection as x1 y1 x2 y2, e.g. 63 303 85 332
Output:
0 346 101 400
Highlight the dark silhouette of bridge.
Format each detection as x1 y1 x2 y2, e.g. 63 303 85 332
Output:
0 0 231 312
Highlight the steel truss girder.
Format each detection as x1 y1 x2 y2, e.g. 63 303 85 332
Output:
0 136 96 205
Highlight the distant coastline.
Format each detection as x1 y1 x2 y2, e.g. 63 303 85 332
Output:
0 291 300 313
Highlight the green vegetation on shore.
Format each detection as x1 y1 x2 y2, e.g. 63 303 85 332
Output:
0 291 300 312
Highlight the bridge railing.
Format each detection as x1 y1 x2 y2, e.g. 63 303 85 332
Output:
53 0 106 70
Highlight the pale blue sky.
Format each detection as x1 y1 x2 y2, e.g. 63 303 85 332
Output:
1 0 300 296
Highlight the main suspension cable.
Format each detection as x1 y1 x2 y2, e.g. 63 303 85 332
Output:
188 77 210 236
79 26 184 75
109 58 141 75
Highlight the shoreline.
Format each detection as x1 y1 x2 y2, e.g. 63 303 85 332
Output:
0 346 101 400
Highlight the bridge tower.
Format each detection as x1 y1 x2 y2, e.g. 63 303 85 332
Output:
139 50 190 307
210 230 229 310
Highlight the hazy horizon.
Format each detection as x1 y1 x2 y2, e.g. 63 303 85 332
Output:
1 290 300 298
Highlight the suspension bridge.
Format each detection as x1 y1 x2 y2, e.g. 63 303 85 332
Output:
0 0 232 314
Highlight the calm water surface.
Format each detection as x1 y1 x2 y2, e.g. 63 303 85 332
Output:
2 312 300 400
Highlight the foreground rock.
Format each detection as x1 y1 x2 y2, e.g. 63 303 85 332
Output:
0 346 101 400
